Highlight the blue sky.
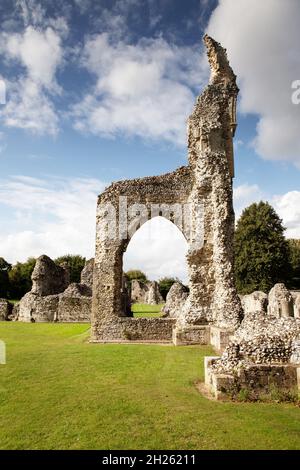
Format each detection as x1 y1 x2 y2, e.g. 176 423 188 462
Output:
0 0 299 282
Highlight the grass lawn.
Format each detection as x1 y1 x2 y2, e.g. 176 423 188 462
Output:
0 322 300 450
131 303 164 318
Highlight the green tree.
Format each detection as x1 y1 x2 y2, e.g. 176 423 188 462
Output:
287 239 300 289
234 201 290 294
55 254 86 283
8 257 36 299
158 277 181 300
0 257 11 298
125 270 148 285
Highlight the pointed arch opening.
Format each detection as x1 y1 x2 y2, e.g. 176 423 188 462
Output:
123 216 189 318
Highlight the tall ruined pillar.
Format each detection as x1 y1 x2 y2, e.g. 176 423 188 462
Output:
179 35 242 329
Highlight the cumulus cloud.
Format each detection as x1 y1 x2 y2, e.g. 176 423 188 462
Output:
123 216 189 282
233 183 265 219
233 184 300 238
72 33 205 145
273 191 300 238
0 175 189 282
0 176 106 263
0 9 66 135
0 176 298 279
206 0 300 166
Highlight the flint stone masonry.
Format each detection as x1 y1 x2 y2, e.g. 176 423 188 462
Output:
204 303 300 399
205 357 300 401
130 280 147 303
210 326 235 352
0 299 12 321
162 282 188 319
31 255 69 296
57 283 91 322
18 255 93 323
294 295 300 319
145 281 164 305
173 326 210 346
91 35 242 342
80 258 94 288
130 280 163 305
92 317 176 342
268 283 294 318
18 293 59 322
241 291 268 315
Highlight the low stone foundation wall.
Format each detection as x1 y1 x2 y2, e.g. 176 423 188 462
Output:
210 326 235 352
57 297 91 322
173 326 210 345
204 356 300 400
91 317 176 342
0 299 13 321
18 293 59 322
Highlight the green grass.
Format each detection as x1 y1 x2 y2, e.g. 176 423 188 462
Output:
0 323 300 450
8 300 19 305
131 303 164 318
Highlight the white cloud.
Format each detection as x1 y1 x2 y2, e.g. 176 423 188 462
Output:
0 176 298 279
3 77 59 135
273 191 300 238
0 176 106 263
4 26 62 90
234 184 300 238
0 175 189 281
72 33 205 145
206 0 300 166
0 14 66 135
233 183 265 219
123 216 188 282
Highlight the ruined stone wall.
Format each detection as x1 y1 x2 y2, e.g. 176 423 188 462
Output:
131 280 163 305
268 283 294 318
80 258 94 288
57 283 91 322
0 299 12 321
18 293 59 322
162 282 188 318
205 358 299 401
31 255 69 296
91 317 175 342
91 35 242 342
18 256 93 323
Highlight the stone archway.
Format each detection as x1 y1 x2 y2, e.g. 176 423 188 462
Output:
91 36 243 344
124 214 189 284
124 215 189 310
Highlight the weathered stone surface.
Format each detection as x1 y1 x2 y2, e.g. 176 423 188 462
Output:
241 291 268 315
173 326 209 346
31 255 69 296
80 258 94 288
57 283 91 322
162 282 188 318
91 35 242 342
290 340 300 364
145 281 163 305
210 312 300 380
268 283 294 318
205 357 299 401
18 255 92 323
294 294 300 319
131 280 147 303
130 280 163 305
0 299 12 321
18 292 59 322
92 317 176 342
12 303 20 321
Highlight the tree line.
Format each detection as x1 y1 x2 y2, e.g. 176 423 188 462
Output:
0 255 86 300
0 201 299 300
